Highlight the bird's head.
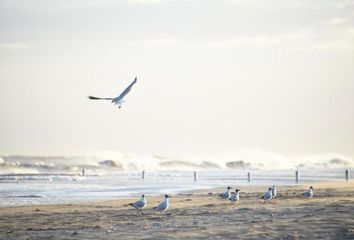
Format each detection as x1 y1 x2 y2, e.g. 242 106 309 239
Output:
227 186 232 190
235 189 240 193
165 194 170 199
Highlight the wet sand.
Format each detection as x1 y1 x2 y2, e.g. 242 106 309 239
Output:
1 182 354 239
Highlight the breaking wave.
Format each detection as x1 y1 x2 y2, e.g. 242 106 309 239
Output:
0 151 353 175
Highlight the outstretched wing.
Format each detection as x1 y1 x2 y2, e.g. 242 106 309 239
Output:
88 96 114 100
117 77 137 100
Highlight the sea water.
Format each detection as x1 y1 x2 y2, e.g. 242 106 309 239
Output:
0 168 351 207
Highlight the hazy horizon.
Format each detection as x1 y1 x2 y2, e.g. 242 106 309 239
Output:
1 0 354 159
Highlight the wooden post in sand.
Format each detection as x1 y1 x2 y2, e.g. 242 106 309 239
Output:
295 170 299 183
194 171 198 182
345 169 349 182
142 170 145 181
247 172 251 183
81 168 85 176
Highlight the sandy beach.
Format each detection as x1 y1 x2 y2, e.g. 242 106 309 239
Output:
1 182 354 239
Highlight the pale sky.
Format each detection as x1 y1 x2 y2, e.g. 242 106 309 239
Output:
0 0 354 158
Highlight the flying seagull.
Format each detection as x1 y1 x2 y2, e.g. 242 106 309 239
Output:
88 77 137 108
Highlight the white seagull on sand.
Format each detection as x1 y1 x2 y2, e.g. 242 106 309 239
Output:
128 194 147 214
88 77 137 108
272 185 277 198
219 186 232 199
261 187 273 201
229 189 240 202
153 194 170 214
303 186 314 198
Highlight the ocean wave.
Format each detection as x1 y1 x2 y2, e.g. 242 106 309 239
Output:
159 160 221 169
0 152 353 174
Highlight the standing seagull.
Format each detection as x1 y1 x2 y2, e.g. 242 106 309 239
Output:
128 194 147 214
229 189 240 202
272 185 277 199
303 186 314 198
153 194 170 214
219 186 232 199
88 77 137 108
261 187 273 201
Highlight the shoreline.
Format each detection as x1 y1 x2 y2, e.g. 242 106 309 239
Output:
0 181 350 209
1 182 354 239
0 177 349 208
